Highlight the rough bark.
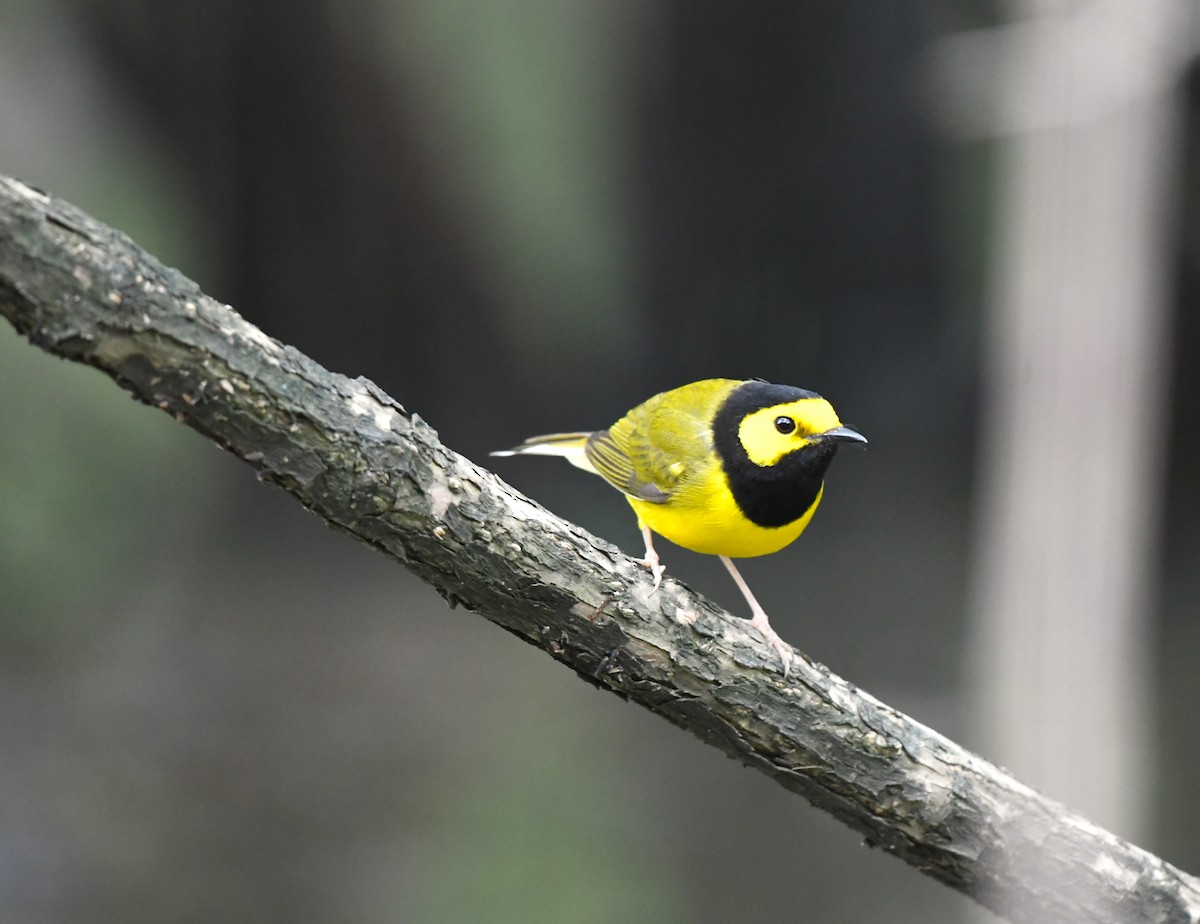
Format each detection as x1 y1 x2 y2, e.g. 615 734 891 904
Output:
1 176 1196 924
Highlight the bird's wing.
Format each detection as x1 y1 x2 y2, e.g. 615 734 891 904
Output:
592 382 730 504
584 429 670 503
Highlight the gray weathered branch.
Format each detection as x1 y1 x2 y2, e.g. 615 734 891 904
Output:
1 176 1196 924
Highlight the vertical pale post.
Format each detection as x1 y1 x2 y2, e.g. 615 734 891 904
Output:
969 0 1181 853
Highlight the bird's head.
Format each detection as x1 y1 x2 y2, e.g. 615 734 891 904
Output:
728 385 866 468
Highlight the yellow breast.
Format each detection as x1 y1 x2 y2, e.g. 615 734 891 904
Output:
628 481 824 558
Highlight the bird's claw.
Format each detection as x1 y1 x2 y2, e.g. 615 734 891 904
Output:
765 634 794 680
747 611 795 679
638 557 666 593
637 525 666 594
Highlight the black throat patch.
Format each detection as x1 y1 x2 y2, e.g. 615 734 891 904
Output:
711 382 838 529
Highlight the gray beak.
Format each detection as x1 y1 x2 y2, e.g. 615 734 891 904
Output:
822 426 867 446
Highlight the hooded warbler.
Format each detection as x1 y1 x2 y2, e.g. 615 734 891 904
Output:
492 378 865 675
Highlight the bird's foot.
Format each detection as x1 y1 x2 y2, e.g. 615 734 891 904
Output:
637 554 666 593
747 609 795 679
638 525 665 593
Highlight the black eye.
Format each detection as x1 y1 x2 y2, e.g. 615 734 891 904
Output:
774 416 796 434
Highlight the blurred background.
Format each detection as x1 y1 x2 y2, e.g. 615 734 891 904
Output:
1 1 1197 921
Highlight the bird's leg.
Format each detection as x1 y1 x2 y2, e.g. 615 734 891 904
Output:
637 524 666 592
719 555 794 678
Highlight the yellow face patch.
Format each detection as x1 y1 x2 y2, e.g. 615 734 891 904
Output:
736 397 843 467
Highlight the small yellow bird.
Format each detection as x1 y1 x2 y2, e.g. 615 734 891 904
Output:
493 378 865 675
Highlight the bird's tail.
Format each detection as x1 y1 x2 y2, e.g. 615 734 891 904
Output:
491 432 598 473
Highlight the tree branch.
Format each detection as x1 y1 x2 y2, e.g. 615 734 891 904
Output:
1 175 1196 924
